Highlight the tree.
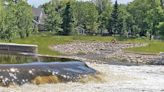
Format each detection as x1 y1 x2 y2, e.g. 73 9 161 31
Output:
42 0 63 14
127 0 150 37
0 0 4 37
157 22 164 36
15 0 33 38
0 0 2 15
109 0 120 35
0 0 33 40
160 0 164 10
92 0 112 35
0 1 17 41
73 1 99 35
61 2 75 35
44 1 62 34
145 0 164 40
116 4 137 37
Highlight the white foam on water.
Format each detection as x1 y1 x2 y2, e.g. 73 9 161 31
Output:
0 63 164 92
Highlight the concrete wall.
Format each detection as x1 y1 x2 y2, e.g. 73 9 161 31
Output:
0 43 38 54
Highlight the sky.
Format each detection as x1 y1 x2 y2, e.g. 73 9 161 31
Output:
27 0 133 7
111 0 133 4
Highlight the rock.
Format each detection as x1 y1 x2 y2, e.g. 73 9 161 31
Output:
52 42 163 65
159 52 164 58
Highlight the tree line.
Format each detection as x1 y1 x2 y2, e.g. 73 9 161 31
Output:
0 0 33 41
43 0 164 39
0 0 164 41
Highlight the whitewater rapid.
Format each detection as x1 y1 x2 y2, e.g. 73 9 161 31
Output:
0 62 164 92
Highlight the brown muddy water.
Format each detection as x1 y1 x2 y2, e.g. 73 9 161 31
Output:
0 54 99 87
0 55 164 92
0 62 164 92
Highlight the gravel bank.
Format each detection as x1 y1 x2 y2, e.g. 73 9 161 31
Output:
0 41 163 92
53 41 164 64
53 41 146 55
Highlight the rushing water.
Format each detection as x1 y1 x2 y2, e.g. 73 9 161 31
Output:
0 62 163 92
0 54 99 86
0 54 164 91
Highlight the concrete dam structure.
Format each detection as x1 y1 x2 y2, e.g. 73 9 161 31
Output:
0 43 97 86
0 61 97 86
0 43 38 54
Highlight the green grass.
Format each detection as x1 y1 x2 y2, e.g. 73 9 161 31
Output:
127 40 164 54
11 36 74 55
115 36 149 43
74 36 164 54
1 34 164 55
2 35 114 56
113 37 164 54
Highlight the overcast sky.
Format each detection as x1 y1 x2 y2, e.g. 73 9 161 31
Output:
28 0 133 7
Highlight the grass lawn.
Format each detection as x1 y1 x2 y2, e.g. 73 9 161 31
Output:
113 37 164 54
127 40 164 54
1 35 164 55
4 35 114 56
10 36 74 55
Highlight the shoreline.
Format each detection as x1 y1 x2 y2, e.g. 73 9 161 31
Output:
53 41 164 65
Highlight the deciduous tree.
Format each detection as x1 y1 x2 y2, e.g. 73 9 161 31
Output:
44 1 62 34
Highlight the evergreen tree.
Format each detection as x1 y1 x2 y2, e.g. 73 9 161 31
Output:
109 0 119 35
61 2 74 35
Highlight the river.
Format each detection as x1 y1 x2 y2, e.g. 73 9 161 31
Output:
0 62 164 92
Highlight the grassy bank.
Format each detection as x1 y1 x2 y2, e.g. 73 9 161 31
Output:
6 35 114 55
10 36 74 55
1 35 164 55
127 40 164 54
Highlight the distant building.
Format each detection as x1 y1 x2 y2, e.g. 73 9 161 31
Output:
32 7 46 31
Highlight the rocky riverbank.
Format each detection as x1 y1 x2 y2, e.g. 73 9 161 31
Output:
53 41 164 65
0 41 164 92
